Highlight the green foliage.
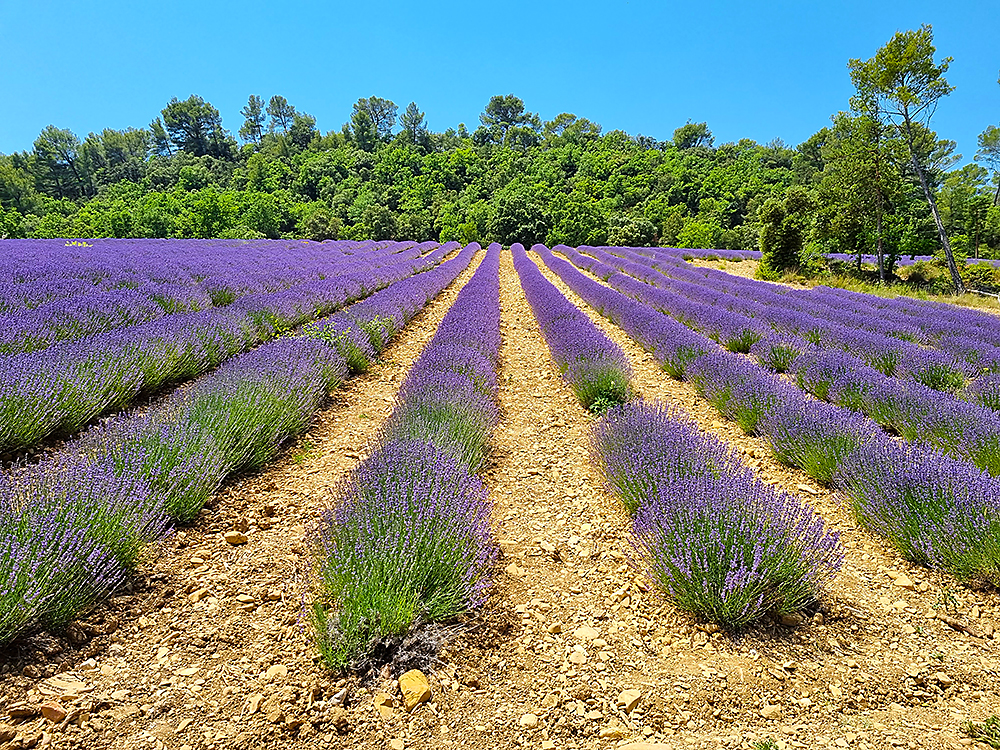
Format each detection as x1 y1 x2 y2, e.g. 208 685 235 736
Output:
0 205 24 238
3 84 997 267
963 261 1000 293
758 186 815 277
239 95 266 143
161 95 234 158
673 120 714 150
966 715 1000 749
676 217 722 249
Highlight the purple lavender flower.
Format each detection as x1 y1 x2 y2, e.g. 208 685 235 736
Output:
760 397 879 486
310 439 498 670
594 401 842 627
834 440 1000 585
514 245 633 412
0 240 465 452
1 456 170 642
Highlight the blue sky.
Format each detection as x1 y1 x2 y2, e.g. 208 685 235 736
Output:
1 0 996 164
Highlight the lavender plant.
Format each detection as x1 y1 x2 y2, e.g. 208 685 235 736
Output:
0 458 169 642
594 401 842 627
380 247 501 472
962 373 1000 413
835 441 1000 585
0 245 478 646
0 240 454 452
686 353 792 435
761 399 878 486
310 440 497 670
310 245 500 670
514 245 633 413
751 334 812 374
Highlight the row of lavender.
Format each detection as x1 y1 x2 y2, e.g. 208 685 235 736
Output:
0 239 402 354
0 242 457 453
603 246 998 381
611 246 1000 467
0 246 478 645
624 245 1000 414
1 238 394 306
535 244 1000 588
310 244 501 671
514 245 841 627
571 246 1000 476
511 244 633 413
633 246 1000 353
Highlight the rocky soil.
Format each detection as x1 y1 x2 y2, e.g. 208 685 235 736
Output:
1 250 998 750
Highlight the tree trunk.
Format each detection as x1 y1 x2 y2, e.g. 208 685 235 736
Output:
873 130 886 282
902 115 965 294
876 203 885 282
994 179 999 208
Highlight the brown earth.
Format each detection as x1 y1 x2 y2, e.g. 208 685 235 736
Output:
1 250 998 750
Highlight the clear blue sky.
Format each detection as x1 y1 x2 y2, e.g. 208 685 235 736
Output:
1 0 996 164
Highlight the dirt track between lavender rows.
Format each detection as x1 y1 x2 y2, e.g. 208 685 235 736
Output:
1 249 998 750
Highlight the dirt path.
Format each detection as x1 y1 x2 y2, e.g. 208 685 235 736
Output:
2 250 998 750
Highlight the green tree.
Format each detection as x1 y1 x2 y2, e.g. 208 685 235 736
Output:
352 97 397 141
976 124 1000 207
149 117 172 157
673 120 714 150
489 182 550 246
476 95 540 148
543 113 602 147
816 112 902 279
0 205 24 238
239 95 266 143
81 128 149 187
288 113 318 149
676 217 722 249
399 102 430 150
350 108 377 152
266 96 296 133
161 96 232 158
849 24 964 292
32 126 93 199
757 186 815 278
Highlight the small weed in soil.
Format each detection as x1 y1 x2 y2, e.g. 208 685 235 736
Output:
292 439 315 464
967 715 1000 749
751 740 779 750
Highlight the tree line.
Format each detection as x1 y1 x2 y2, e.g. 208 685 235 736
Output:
1 25 997 292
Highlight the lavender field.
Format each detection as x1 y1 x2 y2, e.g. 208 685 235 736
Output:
1 238 999 750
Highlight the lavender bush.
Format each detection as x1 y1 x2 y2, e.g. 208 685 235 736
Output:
962 373 1000 413
686 353 793 435
761 398 878 486
556 245 1000 479
380 245 501 471
0 458 169 642
0 240 452 452
514 245 633 413
0 245 477 646
835 441 1000 586
540 245 716 379
594 401 842 627
751 334 813 374
795 351 1000 476
310 246 501 670
310 442 497 670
